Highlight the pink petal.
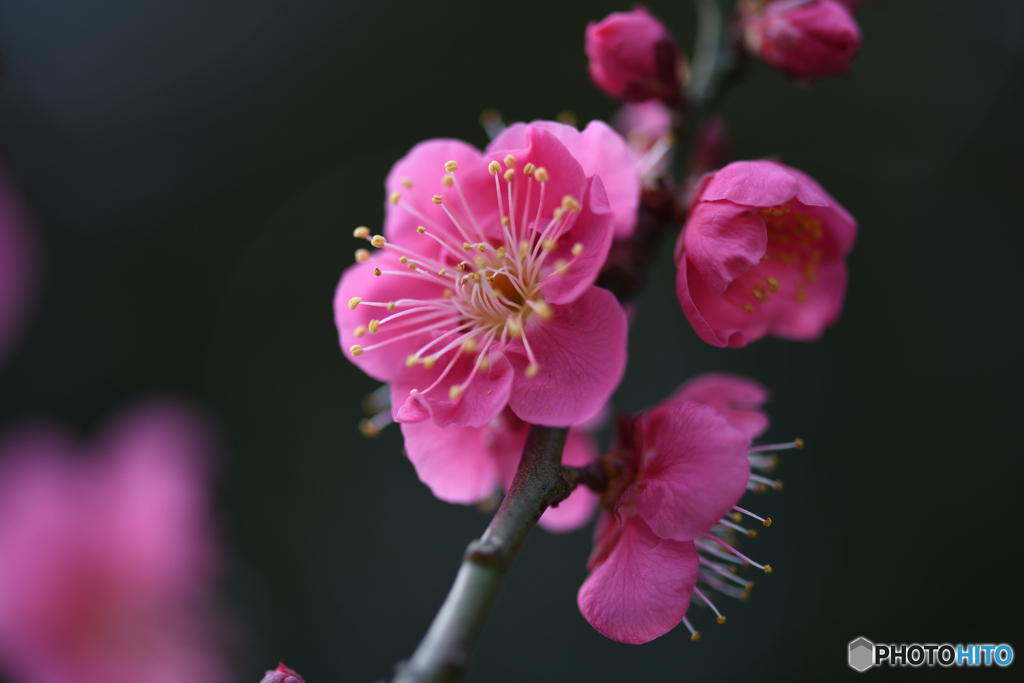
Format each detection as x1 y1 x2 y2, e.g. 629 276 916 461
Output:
538 176 615 306
392 350 513 428
680 199 767 295
676 252 745 347
538 430 599 533
699 160 829 208
635 402 751 542
399 421 501 504
577 516 697 644
384 139 485 252
665 373 770 439
505 286 627 426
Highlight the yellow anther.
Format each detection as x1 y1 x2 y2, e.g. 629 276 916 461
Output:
488 160 502 175
507 319 521 337
497 247 506 258
766 276 780 292
350 344 364 356
747 529 757 538
533 301 552 320
556 110 578 127
399 256 409 264
368 319 380 334
571 243 584 257
348 297 361 310
442 175 454 188
716 616 726 625
501 216 510 226
355 248 371 262
462 338 478 353
398 178 413 190
408 262 417 270
553 258 568 273
431 195 443 204
519 241 530 257
354 325 367 338
773 480 783 491
387 301 396 311
477 244 486 253
409 388 418 394
523 162 535 176
449 385 463 400
794 438 805 449
461 276 469 285
463 242 472 251
474 256 485 266
371 235 387 248
553 208 564 220
542 238 556 251
763 517 773 527
504 154 516 168
406 355 418 367
525 363 540 378
503 168 515 182
444 160 458 172
423 356 436 370
389 192 401 205
358 418 381 437
763 565 773 574
752 284 768 301
742 303 755 313
690 632 701 642
438 267 446 276
373 267 382 277
443 289 453 298
562 195 581 212
353 226 371 239
478 355 490 371
731 512 742 523
417 226 426 234
534 167 549 182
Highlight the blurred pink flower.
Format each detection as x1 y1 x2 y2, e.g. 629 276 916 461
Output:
335 122 632 428
675 160 857 347
585 7 686 103
740 0 862 82
0 166 35 367
577 401 750 643
0 401 231 683
613 101 675 187
401 408 599 533
261 662 305 683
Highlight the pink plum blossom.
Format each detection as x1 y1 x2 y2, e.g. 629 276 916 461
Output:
261 662 305 683
0 401 231 683
335 122 633 429
675 159 857 347
0 165 35 367
577 401 750 643
613 101 675 187
660 372 770 440
401 408 599 533
740 0 862 82
585 7 686 104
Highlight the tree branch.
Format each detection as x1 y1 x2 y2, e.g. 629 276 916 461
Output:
391 426 570 683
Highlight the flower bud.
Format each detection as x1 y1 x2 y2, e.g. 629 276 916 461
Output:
740 0 861 82
261 662 305 683
585 7 686 103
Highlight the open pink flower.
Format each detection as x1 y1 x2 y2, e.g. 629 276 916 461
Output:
0 401 230 683
675 160 856 347
335 122 632 428
401 408 599 533
740 0 862 82
585 7 686 103
577 401 750 643
0 165 35 367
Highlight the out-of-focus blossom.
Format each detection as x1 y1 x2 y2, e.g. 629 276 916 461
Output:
613 101 675 187
401 408 599 532
740 0 861 82
335 122 632 429
261 662 305 683
0 166 34 367
0 401 231 683
586 7 686 103
675 160 856 348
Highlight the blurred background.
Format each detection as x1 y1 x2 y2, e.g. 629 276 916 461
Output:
0 0 1022 680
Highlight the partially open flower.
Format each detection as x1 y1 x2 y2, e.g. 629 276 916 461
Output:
335 122 633 428
675 160 856 348
586 7 686 103
740 0 862 82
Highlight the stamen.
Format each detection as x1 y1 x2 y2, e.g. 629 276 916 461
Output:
732 506 772 527
693 587 726 624
749 438 804 452
355 248 370 262
353 226 370 239
749 474 783 490
704 534 771 573
682 616 700 641
371 235 387 248
348 297 361 310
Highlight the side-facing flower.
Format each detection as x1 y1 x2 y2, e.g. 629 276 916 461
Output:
577 401 750 643
675 160 856 348
401 408 599 533
335 122 633 428
586 7 686 103
740 0 862 82
0 401 230 683
0 165 34 368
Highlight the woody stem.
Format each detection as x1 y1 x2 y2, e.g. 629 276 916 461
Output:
391 425 571 683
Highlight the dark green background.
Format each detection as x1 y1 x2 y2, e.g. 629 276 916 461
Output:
1 0 1021 680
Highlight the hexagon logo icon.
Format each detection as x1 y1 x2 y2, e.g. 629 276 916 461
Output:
849 637 875 672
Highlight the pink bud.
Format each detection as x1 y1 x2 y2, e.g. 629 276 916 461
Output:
585 7 686 103
261 662 306 683
741 0 861 82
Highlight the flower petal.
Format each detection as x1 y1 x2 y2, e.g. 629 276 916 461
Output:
664 373 770 439
680 199 767 295
505 286 627 426
577 516 697 644
399 421 500 504
635 402 751 542
392 350 513 428
699 160 829 208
